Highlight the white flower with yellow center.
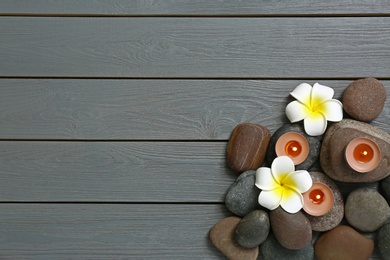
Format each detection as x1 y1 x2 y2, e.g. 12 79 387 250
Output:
255 156 312 213
286 83 343 136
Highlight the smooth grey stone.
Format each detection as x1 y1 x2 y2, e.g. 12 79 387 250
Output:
380 175 390 204
235 210 269 248
345 187 390 232
225 170 261 216
303 172 344 232
266 124 320 170
260 233 314 260
378 222 390 260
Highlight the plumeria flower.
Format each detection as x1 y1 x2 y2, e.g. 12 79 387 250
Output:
286 83 343 136
255 156 312 213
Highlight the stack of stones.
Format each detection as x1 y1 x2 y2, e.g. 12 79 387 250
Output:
209 78 390 260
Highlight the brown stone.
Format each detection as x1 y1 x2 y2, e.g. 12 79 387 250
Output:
320 119 390 182
314 225 374 260
303 172 344 232
270 207 312 250
342 78 386 122
227 123 271 173
209 216 259 260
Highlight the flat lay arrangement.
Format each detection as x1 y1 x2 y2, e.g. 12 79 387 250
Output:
211 78 390 259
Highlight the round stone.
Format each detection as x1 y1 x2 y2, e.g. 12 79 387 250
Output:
378 222 390 260
225 170 262 217
342 77 386 122
235 210 270 248
314 225 374 260
261 233 314 260
266 123 321 170
227 123 271 173
380 175 390 204
209 216 259 260
303 172 344 231
320 119 390 182
345 187 390 232
270 207 312 250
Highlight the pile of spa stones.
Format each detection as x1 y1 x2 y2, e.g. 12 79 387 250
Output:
209 78 390 260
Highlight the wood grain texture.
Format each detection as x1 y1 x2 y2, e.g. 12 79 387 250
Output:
0 204 229 259
1 0 390 15
1 79 389 140
1 17 390 78
0 141 236 202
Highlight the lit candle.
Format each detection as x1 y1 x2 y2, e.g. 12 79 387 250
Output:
303 182 334 216
275 132 309 165
345 137 380 173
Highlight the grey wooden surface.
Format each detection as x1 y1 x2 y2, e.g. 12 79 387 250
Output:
0 1 389 259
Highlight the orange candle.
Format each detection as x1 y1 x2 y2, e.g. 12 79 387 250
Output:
345 137 380 173
275 132 309 165
303 182 334 216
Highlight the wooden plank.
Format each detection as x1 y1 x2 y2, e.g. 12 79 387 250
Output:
2 79 390 140
1 0 390 16
1 17 390 78
0 204 228 259
0 203 383 259
0 141 236 202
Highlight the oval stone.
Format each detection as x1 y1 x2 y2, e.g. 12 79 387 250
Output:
303 172 344 232
266 123 321 170
227 123 271 173
378 222 390 260
345 187 390 232
235 210 270 248
225 170 262 217
342 78 386 122
270 207 312 250
209 216 259 260
314 225 374 260
380 175 390 204
320 119 390 182
261 233 314 260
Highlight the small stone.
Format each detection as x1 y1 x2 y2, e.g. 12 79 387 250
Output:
314 225 374 260
261 233 314 260
266 124 320 170
270 207 312 250
225 170 262 216
303 172 344 232
209 216 259 260
380 175 390 204
345 187 390 232
342 78 386 122
320 119 390 182
227 123 271 173
235 210 270 248
378 222 390 260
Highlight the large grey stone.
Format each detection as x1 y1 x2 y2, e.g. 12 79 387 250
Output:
345 187 390 232
378 222 390 260
225 170 262 216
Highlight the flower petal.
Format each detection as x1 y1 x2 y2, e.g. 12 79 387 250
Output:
290 83 312 104
303 112 327 136
283 170 313 193
271 156 295 183
311 83 334 106
319 99 343 122
256 167 279 190
258 188 283 210
280 187 304 213
286 100 310 123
